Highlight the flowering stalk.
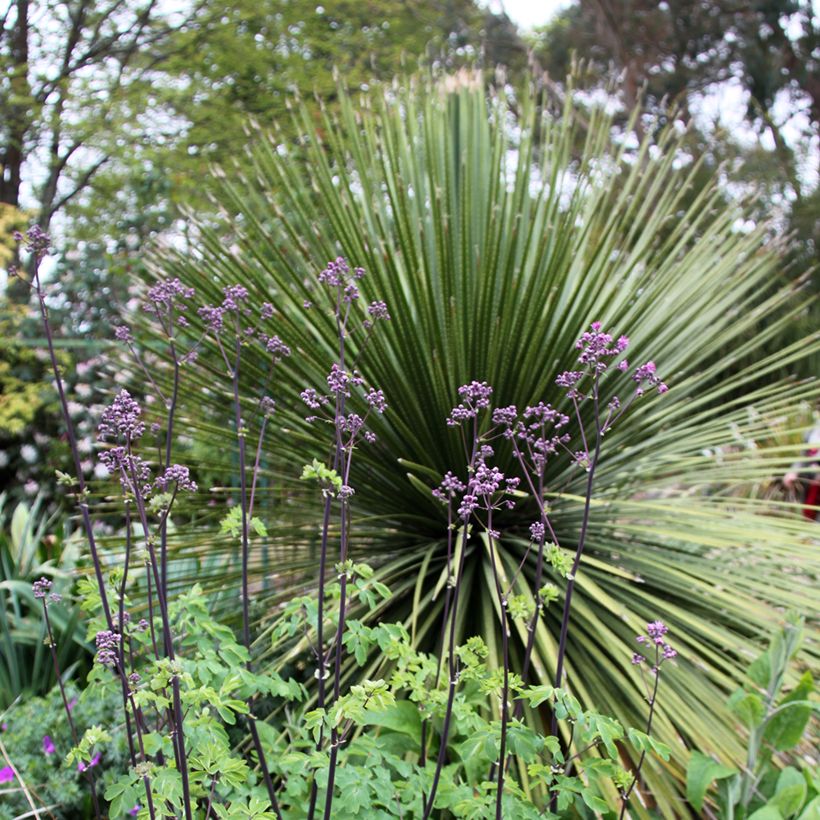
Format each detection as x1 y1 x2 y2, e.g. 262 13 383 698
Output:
197 286 290 819
298 259 389 820
491 402 569 722
17 227 159 813
619 622 677 818
423 382 498 818
420 478 460 769
34 578 102 820
550 324 666 730
17 228 113 630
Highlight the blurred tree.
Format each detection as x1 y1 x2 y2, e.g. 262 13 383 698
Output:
0 0 208 298
530 0 818 374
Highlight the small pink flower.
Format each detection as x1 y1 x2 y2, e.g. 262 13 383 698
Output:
0 765 14 783
43 735 56 755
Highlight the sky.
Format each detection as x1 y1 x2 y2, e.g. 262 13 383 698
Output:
490 0 571 29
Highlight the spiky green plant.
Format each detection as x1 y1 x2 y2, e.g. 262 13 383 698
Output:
147 74 819 815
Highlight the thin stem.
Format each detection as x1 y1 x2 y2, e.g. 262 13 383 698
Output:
42 603 101 820
421 523 471 820
228 333 282 820
159 344 181 601
619 663 662 819
552 376 602 707
118 508 138 765
486 515 509 820
31 258 112 629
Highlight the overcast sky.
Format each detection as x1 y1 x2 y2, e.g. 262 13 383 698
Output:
492 0 571 29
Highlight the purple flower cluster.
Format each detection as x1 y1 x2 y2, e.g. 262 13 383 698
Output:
447 381 493 426
33 577 62 606
32 577 52 599
554 322 667 425
146 278 195 308
633 361 668 395
432 471 466 504
367 301 391 321
632 620 678 670
98 390 145 441
492 402 571 471
98 447 152 496
155 464 197 493
300 388 327 410
263 335 291 360
95 630 122 667
365 389 388 413
13 225 50 258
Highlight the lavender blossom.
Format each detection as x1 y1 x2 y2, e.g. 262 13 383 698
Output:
95 630 122 667
98 390 145 441
432 471 466 504
155 464 197 493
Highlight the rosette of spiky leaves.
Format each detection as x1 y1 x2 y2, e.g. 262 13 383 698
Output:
143 74 820 814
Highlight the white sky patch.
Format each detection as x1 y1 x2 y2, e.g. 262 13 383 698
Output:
485 0 570 30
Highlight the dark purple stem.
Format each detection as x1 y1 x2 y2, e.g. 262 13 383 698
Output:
42 603 102 820
229 331 283 820
486 513 510 820
619 657 662 819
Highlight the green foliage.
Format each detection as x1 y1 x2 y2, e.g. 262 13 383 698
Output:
686 615 819 818
0 682 126 820
153 74 820 813
0 495 91 707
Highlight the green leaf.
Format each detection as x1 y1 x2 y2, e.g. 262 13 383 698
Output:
506 722 544 762
747 808 785 820
687 751 738 812
728 689 766 727
748 649 772 688
363 700 422 744
768 767 808 818
765 672 815 751
627 728 672 761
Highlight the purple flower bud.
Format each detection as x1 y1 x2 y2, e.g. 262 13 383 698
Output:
33 577 53 599
266 335 291 359
154 464 197 493
530 521 545 541
114 326 133 343
221 284 249 311
631 653 645 665
42 735 56 755
367 300 390 321
98 390 145 441
261 302 274 319
365 389 388 413
94 630 121 667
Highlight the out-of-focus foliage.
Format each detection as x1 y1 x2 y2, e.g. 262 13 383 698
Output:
0 495 91 708
0 682 125 820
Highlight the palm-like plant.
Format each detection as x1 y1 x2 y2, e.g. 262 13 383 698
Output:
148 75 819 815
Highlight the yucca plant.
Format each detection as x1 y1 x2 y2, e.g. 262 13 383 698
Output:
145 74 819 815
